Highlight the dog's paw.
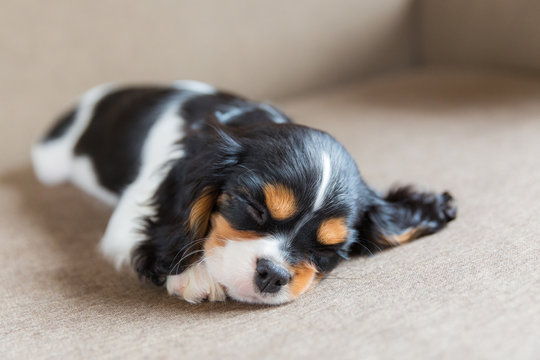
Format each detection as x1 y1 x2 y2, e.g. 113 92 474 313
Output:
437 191 457 223
166 262 226 303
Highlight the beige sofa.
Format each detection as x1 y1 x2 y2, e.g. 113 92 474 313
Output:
1 1 539 359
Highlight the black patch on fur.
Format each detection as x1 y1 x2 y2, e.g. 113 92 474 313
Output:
74 87 179 194
133 93 298 285
43 107 77 142
133 119 369 283
132 126 243 285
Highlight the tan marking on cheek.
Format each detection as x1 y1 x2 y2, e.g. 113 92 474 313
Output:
263 183 297 220
289 262 317 297
187 187 218 239
317 217 348 245
204 214 261 254
204 231 226 254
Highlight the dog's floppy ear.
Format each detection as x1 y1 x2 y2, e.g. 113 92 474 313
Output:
352 185 457 255
132 127 242 285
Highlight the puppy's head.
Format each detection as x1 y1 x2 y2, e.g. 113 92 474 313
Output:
135 124 368 304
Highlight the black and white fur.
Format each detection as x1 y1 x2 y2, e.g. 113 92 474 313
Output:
32 81 456 305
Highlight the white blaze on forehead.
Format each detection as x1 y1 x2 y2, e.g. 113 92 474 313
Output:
313 152 331 211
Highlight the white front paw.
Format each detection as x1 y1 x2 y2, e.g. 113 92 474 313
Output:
166 262 226 303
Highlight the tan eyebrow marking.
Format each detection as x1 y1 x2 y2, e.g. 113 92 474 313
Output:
317 217 348 245
263 183 297 220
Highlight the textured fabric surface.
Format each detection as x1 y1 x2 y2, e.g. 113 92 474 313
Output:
1 70 539 359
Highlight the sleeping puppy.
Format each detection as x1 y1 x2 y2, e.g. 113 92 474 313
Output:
32 81 456 305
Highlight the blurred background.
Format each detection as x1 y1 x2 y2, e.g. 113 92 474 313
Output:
1 0 416 172
2 1 540 171
1 1 539 359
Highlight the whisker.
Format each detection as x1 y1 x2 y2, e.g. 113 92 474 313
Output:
168 237 208 267
171 249 205 275
356 241 375 256
169 237 209 275
354 234 383 255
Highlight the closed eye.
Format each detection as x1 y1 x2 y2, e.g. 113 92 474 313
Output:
245 202 267 226
232 193 267 226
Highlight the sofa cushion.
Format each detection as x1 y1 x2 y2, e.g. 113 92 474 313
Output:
1 69 538 359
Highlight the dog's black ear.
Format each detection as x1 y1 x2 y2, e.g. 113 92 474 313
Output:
132 127 242 285
352 185 457 255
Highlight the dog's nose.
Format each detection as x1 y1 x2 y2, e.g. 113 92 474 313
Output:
255 258 291 294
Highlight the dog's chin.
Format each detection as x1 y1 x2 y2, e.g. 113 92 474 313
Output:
212 275 293 305
166 263 293 305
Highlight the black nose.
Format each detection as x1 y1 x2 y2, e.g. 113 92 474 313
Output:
255 258 291 294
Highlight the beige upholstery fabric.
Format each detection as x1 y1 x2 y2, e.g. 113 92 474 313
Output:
1 70 538 359
422 0 540 72
0 0 417 173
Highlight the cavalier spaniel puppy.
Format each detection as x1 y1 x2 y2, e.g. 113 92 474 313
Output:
32 81 456 305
